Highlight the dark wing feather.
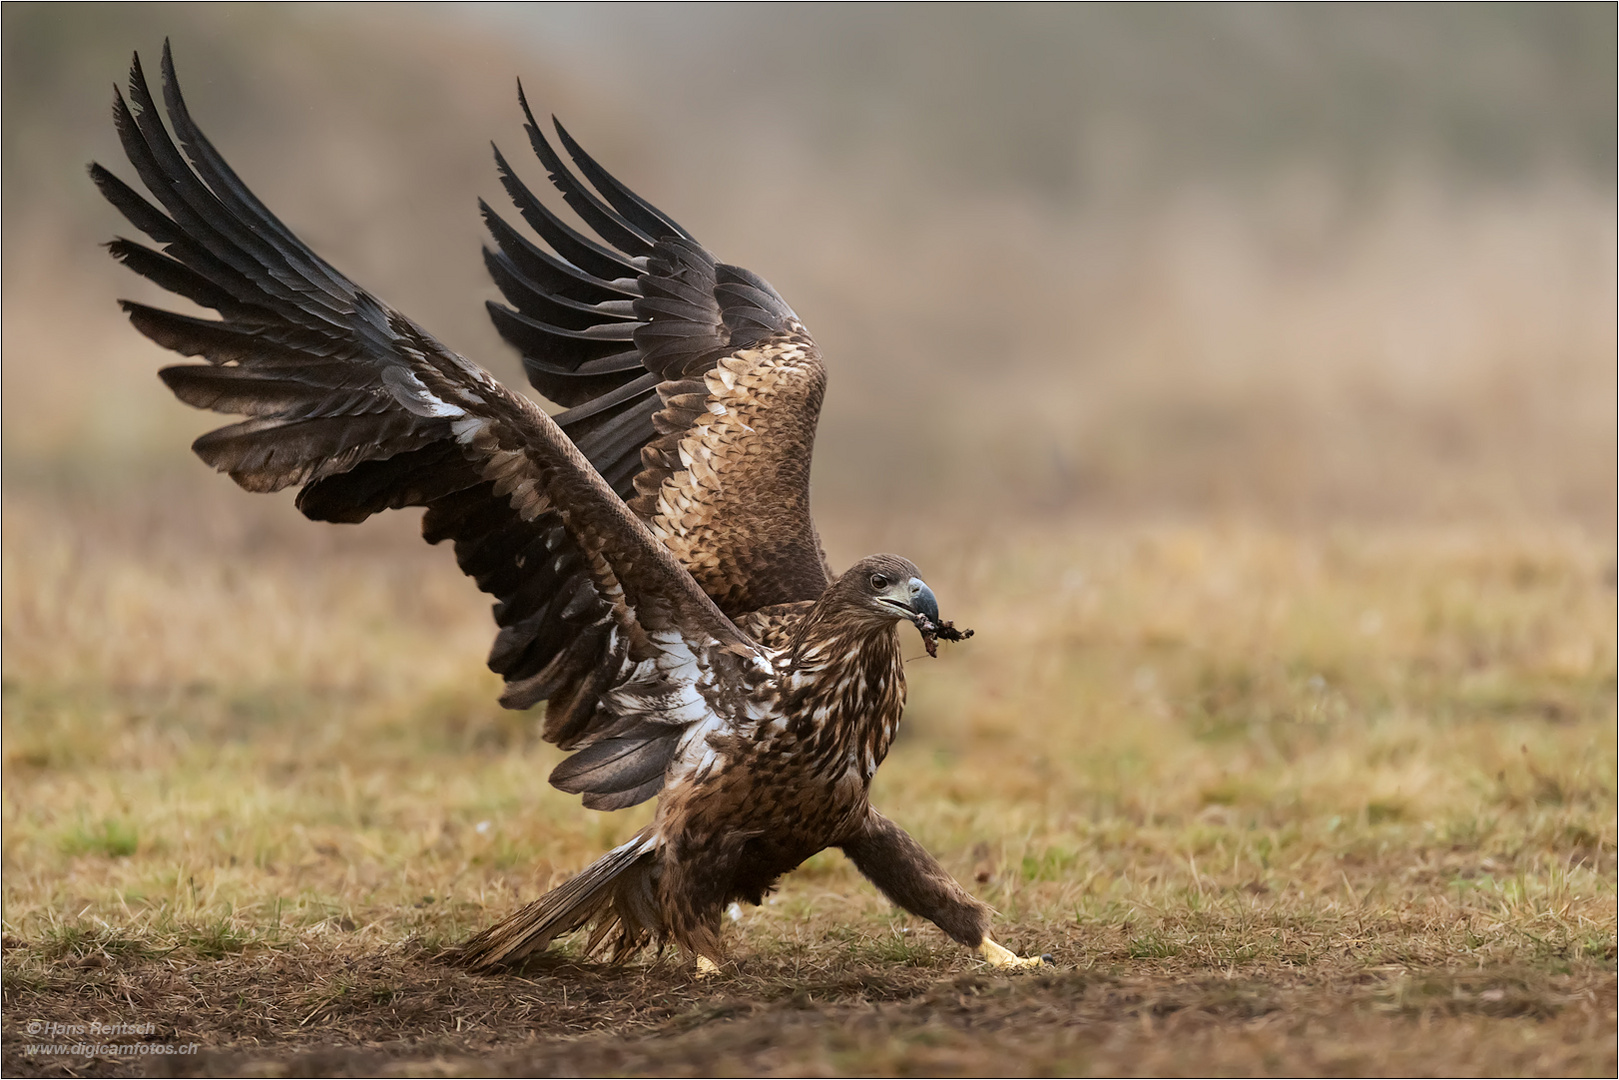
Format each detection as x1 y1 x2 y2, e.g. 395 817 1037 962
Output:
550 117 694 242
484 107 834 615
516 84 657 258
98 44 766 810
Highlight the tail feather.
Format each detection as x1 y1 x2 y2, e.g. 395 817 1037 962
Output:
458 833 658 969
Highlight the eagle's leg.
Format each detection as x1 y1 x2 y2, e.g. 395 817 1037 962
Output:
978 937 1051 969
658 845 732 974
840 807 1052 969
669 903 727 975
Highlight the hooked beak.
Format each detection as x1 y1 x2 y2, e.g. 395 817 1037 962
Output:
878 576 939 626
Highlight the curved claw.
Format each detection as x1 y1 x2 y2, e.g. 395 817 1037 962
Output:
694 955 723 979
978 938 1054 970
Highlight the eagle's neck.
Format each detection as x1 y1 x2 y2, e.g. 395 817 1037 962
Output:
782 608 908 783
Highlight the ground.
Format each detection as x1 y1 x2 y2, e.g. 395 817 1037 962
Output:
3 488 1615 1076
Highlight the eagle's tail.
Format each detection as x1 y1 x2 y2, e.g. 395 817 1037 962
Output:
457 831 660 970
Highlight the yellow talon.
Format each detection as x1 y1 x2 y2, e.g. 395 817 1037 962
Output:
694 955 722 978
978 937 1052 970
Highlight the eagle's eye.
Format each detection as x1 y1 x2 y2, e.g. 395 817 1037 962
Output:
869 573 889 591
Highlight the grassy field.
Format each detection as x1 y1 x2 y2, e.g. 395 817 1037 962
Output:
2 11 1614 1073
2 484 1613 1076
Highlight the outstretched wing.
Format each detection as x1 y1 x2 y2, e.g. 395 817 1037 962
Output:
95 45 770 810
482 92 833 615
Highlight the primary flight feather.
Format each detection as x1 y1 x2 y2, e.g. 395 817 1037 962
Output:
95 44 1044 973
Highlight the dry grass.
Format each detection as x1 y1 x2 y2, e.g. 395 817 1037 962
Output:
2 484 1613 1076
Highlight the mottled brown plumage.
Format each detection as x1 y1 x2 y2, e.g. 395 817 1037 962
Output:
631 330 831 613
96 45 1048 974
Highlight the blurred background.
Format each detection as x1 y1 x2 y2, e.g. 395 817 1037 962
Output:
4 11 1615 1066
3 3 1614 529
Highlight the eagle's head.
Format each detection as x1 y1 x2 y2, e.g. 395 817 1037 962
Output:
833 553 939 630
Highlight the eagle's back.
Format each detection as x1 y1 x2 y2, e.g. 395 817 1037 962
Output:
732 600 818 652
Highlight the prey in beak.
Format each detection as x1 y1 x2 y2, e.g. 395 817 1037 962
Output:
877 575 974 658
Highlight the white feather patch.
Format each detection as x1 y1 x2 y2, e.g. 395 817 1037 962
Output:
452 416 490 443
382 367 464 418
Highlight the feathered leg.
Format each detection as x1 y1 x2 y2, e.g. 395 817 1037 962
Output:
657 842 734 973
839 808 1052 969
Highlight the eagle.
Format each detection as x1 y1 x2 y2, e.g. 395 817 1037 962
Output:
93 45 1048 975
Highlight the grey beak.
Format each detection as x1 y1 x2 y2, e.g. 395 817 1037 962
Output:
909 578 939 624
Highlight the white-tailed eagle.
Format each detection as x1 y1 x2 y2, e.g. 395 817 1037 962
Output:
93 44 1048 974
